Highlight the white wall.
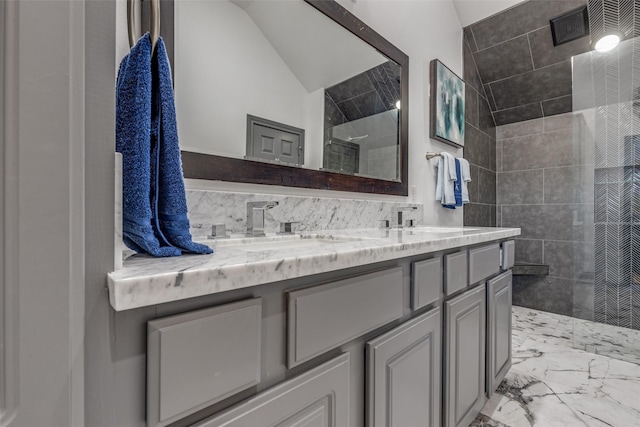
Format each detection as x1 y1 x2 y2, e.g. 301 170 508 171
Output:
452 0 523 27
345 0 465 226
174 0 319 165
187 0 466 226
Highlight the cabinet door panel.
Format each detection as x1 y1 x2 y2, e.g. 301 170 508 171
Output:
367 308 441 427
487 271 512 396
444 251 468 296
445 285 486 427
147 298 262 427
412 257 442 309
501 240 515 270
468 244 500 285
193 353 350 427
288 267 403 367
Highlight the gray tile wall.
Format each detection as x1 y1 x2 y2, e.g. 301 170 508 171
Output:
324 61 401 133
463 30 496 227
464 0 590 126
496 112 596 318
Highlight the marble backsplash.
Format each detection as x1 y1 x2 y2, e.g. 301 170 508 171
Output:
186 190 423 238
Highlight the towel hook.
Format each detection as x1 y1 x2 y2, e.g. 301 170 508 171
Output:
127 0 161 51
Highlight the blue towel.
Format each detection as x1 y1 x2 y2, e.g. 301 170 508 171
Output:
116 34 181 257
151 37 212 255
116 34 211 256
443 159 463 209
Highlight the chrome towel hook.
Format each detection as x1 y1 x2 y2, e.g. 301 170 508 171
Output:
127 0 160 51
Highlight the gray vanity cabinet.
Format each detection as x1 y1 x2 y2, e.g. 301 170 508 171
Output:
366 307 442 427
486 270 512 397
193 353 350 427
444 284 487 427
135 240 516 427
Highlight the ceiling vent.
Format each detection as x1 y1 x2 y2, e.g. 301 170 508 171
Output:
550 6 590 46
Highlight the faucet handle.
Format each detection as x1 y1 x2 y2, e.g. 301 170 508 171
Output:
379 219 391 229
405 219 416 228
277 221 300 235
208 223 230 239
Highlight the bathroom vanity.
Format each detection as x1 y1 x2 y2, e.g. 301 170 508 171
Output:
108 226 519 427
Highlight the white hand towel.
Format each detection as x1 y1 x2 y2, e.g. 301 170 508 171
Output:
458 157 471 203
441 152 457 205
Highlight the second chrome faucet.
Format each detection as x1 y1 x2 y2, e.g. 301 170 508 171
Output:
392 206 418 229
246 201 279 237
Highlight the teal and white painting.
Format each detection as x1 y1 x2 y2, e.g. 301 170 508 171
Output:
430 60 465 147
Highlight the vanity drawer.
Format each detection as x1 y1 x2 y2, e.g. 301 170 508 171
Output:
147 298 262 427
193 353 350 427
501 240 515 270
468 244 500 285
287 267 404 368
444 251 468 296
411 257 442 310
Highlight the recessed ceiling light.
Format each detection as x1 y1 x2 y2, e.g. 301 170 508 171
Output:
593 32 623 52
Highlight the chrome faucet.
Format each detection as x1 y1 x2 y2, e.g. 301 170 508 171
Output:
392 206 417 229
246 201 279 237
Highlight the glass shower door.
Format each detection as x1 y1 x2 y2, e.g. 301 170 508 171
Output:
570 36 640 364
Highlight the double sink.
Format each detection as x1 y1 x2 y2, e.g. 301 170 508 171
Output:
204 227 481 253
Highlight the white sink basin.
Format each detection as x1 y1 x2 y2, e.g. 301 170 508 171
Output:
211 234 365 252
407 227 480 233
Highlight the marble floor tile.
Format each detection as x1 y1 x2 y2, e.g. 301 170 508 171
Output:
513 306 640 365
472 307 640 427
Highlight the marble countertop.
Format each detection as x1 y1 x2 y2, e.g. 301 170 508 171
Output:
108 226 520 311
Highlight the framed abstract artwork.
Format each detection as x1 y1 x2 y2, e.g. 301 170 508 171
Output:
430 59 465 147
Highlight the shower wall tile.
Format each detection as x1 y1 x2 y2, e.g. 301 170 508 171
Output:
478 96 497 139
515 238 544 264
494 103 544 126
463 203 493 227
490 205 496 226
463 42 483 93
490 61 572 110
484 84 497 110
463 26 478 53
544 240 594 279
512 275 573 316
468 163 479 203
465 0 587 124
541 95 573 116
497 117 543 139
497 170 543 205
544 165 595 204
464 125 495 171
463 23 497 229
473 35 533 82
478 167 496 204
465 86 480 128
501 128 574 171
501 204 577 241
528 26 591 69
469 0 586 50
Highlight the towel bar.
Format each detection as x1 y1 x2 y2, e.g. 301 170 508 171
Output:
127 0 160 51
426 152 443 159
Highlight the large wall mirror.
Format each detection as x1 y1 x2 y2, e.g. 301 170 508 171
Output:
155 0 409 195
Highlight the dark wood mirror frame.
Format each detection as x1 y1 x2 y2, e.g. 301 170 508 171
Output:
149 0 409 195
